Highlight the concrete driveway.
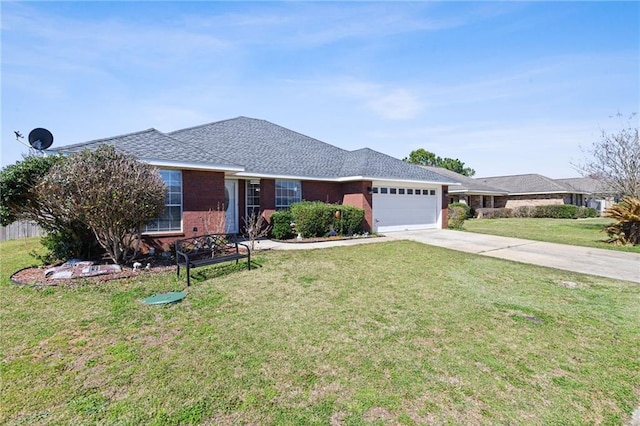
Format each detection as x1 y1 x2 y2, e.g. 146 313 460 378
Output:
386 229 640 283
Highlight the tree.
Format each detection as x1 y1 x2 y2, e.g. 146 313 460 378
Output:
403 148 476 177
574 113 640 198
0 154 63 227
0 154 98 261
38 145 167 264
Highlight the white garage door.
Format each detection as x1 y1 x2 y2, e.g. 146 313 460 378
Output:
372 185 439 233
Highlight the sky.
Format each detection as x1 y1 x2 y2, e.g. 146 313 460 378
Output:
1 1 638 178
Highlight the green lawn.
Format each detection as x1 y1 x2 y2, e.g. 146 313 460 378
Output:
463 217 640 253
1 238 639 425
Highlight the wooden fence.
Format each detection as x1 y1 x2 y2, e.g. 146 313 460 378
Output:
0 221 43 242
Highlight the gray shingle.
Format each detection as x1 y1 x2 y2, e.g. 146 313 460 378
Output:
49 128 242 169
555 177 610 195
420 166 507 194
50 116 456 184
169 117 456 183
477 174 577 194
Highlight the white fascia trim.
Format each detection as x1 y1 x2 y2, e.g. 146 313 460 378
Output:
508 191 576 196
234 172 338 181
230 172 461 186
369 178 461 186
140 158 245 173
448 189 509 195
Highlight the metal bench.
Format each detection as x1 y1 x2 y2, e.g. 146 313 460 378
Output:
175 233 250 286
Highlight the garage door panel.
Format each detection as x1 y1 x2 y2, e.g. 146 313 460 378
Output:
373 191 438 232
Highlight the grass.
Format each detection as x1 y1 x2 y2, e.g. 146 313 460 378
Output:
463 217 640 253
1 237 639 425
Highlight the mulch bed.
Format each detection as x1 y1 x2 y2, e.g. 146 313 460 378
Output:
11 259 175 287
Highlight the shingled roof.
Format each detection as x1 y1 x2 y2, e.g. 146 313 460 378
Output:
477 174 587 194
168 117 456 183
49 116 456 184
554 177 611 195
420 166 507 195
49 128 243 171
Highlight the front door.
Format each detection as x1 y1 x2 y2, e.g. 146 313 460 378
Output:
224 181 238 233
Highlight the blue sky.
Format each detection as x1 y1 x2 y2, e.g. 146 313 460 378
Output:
2 1 638 178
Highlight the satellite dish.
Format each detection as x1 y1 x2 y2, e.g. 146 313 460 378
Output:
28 128 54 150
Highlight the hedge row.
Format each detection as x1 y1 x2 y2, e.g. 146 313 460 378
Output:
270 201 365 239
476 204 598 219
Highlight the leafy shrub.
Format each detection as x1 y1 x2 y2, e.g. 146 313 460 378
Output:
603 197 640 245
449 202 472 219
270 210 294 240
447 206 466 229
513 205 535 218
272 202 366 239
532 204 579 219
476 208 513 219
334 205 365 235
289 201 365 238
577 206 598 218
290 201 334 238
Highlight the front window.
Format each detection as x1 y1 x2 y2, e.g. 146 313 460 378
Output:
275 180 301 209
143 170 182 232
246 180 261 218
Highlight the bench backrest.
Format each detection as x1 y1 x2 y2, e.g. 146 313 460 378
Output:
176 233 240 258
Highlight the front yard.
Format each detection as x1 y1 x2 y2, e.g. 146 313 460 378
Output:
463 217 640 253
1 238 638 425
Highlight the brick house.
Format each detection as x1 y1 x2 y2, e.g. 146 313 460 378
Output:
422 168 613 214
51 117 458 249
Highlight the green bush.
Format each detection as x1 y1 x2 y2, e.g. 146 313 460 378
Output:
334 205 365 235
447 206 466 229
270 210 294 240
513 205 535 218
273 202 366 239
289 201 365 238
577 206 598 218
477 208 513 219
290 201 334 238
532 204 578 219
449 202 472 219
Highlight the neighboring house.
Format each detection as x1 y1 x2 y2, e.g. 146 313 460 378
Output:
554 176 617 214
476 174 590 209
50 117 458 249
420 166 508 210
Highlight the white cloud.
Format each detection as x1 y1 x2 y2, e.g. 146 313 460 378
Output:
331 79 424 120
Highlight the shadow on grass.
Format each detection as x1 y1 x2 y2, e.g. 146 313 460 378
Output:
188 259 264 284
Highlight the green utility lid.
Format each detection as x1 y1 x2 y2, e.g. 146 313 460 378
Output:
143 291 186 305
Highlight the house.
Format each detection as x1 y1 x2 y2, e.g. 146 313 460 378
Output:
50 117 458 248
554 176 617 214
475 174 592 209
420 166 508 210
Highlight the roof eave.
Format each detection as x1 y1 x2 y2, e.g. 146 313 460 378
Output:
140 158 245 173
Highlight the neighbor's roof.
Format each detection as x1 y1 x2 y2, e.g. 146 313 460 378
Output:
420 166 507 195
168 116 457 183
554 177 611 195
477 173 587 195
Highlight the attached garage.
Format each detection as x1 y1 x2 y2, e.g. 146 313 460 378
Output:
372 181 441 233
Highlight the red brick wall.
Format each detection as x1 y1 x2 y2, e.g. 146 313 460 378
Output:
260 179 276 221
441 185 448 229
341 181 373 232
302 181 343 204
